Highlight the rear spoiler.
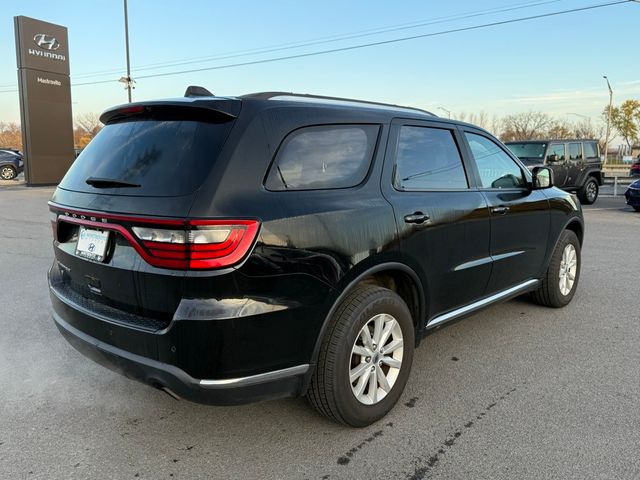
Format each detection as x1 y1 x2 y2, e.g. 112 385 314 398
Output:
100 99 240 124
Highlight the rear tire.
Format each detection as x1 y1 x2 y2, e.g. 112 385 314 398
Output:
307 285 415 427
578 178 598 205
531 230 581 308
0 165 16 180
634 206 640 212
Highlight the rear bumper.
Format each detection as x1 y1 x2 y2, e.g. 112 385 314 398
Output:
53 310 308 405
48 259 319 405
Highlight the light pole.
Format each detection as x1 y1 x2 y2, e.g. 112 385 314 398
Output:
437 107 451 118
603 75 613 165
122 0 133 102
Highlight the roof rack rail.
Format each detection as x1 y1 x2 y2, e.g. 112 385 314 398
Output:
240 91 435 116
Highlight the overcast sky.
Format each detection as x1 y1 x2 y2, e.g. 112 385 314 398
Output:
1 0 638 127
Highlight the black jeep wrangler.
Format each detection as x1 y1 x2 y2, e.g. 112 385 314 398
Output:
505 140 603 204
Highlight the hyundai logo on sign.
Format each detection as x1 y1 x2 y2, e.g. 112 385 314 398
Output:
33 34 60 51
28 33 65 61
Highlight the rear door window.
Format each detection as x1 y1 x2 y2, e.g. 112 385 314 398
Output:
264 124 379 191
59 119 234 197
393 126 468 190
583 142 599 159
568 143 583 160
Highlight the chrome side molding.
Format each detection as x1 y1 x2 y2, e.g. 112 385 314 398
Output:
426 279 539 328
199 364 309 388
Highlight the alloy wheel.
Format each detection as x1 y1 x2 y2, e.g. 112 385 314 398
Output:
586 181 597 202
559 243 577 296
1 167 15 180
349 313 404 405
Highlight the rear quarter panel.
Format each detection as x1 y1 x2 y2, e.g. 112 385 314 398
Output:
188 104 402 367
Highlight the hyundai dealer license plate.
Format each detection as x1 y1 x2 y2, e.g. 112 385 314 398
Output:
76 227 110 262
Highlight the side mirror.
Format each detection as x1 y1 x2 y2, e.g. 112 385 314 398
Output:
532 166 554 189
546 154 559 163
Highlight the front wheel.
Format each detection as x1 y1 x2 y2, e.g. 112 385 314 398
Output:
307 285 415 427
578 178 598 205
531 230 581 308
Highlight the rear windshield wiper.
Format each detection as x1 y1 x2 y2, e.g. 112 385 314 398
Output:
86 177 141 188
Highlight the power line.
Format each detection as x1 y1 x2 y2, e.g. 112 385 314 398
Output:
0 0 633 94
130 0 633 81
67 0 564 80
0 0 565 88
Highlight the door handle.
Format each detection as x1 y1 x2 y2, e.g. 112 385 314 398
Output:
491 206 510 215
404 212 430 224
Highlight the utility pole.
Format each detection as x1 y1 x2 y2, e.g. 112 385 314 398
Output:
122 0 133 102
603 75 613 166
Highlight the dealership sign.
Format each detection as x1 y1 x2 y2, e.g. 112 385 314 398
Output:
14 16 74 186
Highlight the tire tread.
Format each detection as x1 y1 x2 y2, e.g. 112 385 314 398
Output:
531 230 580 308
307 285 395 425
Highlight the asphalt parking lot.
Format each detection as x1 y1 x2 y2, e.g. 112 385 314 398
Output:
0 186 638 480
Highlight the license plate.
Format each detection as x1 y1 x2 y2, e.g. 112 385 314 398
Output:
76 227 110 262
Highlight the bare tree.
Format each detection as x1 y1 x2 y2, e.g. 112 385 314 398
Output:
454 111 467 122
467 111 491 130
75 112 103 137
74 112 103 148
546 120 574 140
571 118 603 140
0 122 22 150
500 111 551 142
489 115 503 137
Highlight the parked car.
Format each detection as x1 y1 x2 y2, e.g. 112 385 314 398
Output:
48 89 584 427
629 156 640 177
625 179 640 211
0 148 24 180
505 139 603 204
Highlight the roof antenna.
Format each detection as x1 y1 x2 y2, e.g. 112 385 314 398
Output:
184 86 214 98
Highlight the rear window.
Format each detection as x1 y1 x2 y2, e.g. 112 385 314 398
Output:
583 142 599 158
506 143 547 160
264 124 379 191
59 119 233 197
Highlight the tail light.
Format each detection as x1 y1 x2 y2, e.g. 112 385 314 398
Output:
132 220 260 270
49 211 59 240
52 207 260 271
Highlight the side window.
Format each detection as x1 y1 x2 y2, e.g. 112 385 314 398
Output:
264 124 379 191
394 126 468 190
547 143 566 161
464 132 525 189
583 142 598 159
568 143 583 160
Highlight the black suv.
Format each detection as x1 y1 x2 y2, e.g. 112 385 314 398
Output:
505 139 603 204
49 90 584 427
0 148 24 180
